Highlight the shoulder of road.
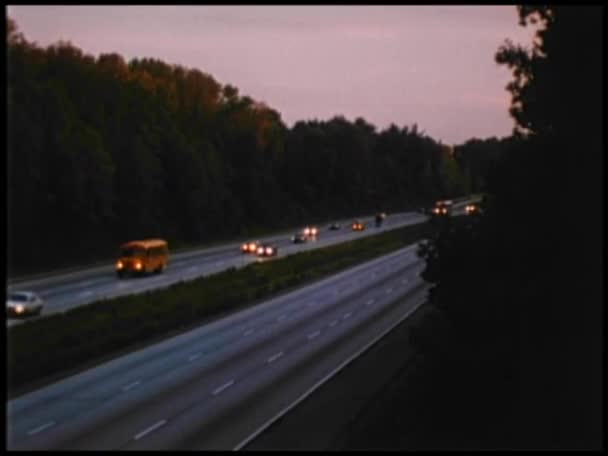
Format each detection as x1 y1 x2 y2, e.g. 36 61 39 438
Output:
244 297 435 450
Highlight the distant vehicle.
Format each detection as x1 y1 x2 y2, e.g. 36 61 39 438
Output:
303 226 318 238
328 222 342 230
116 239 169 278
292 232 307 243
352 220 365 231
465 203 480 215
292 226 318 243
241 240 261 254
431 201 452 216
256 244 278 258
6 291 44 317
375 212 386 227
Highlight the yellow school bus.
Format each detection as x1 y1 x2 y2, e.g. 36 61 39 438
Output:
115 239 169 278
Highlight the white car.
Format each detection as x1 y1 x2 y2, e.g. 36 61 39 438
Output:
6 291 44 317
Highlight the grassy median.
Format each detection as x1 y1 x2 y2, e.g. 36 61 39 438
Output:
7 222 430 394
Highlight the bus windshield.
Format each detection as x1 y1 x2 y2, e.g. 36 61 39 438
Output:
121 247 145 257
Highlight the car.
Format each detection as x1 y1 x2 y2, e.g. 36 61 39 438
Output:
352 220 365 231
328 222 342 230
292 232 307 243
241 240 261 254
6 291 44 318
465 203 481 215
303 226 319 238
256 244 278 258
431 202 451 216
375 212 386 227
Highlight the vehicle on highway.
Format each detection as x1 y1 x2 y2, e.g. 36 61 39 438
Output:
116 239 169 278
375 212 386 227
6 291 44 317
292 232 307 243
431 201 452 216
465 203 481 215
328 222 342 230
292 226 318 243
241 240 261 254
303 226 318 238
256 244 278 258
352 220 365 231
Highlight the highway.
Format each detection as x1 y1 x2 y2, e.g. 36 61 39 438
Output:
7 211 429 326
7 243 429 450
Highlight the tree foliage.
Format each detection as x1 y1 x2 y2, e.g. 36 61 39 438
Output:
6 18 471 273
414 6 602 449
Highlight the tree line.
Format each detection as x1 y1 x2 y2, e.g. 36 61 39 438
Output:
7 17 486 274
412 5 602 449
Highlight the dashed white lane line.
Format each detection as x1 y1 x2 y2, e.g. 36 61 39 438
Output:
343 312 352 320
386 288 393 294
212 379 235 396
243 329 255 337
329 321 338 327
267 352 283 364
188 266 199 272
134 420 166 440
27 421 55 436
307 330 320 340
117 282 131 289
79 290 94 298
188 353 201 362
366 299 375 306
122 380 141 391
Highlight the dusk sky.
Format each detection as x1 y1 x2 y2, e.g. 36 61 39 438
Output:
7 5 535 145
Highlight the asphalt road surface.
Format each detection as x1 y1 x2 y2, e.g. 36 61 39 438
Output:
7 211 429 326
7 243 429 450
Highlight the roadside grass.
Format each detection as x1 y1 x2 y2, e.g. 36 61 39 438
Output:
7 222 430 393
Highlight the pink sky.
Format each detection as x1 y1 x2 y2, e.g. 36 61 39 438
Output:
7 5 535 144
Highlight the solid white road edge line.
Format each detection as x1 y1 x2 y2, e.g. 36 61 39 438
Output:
233 293 428 451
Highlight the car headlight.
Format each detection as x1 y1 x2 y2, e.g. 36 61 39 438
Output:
311 228 317 235
15 304 24 313
257 247 264 255
241 244 248 251
304 228 310 235
266 247 273 255
116 260 124 269
135 262 142 270
249 243 256 251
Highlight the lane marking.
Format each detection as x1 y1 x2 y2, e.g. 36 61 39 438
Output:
188 266 199 272
343 312 352 320
277 315 286 322
27 421 55 436
243 329 254 337
307 330 320 340
79 291 94 298
134 420 166 440
188 353 201 362
233 286 430 451
212 379 235 396
267 352 283 364
329 320 338 327
366 299 375 306
122 380 141 392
